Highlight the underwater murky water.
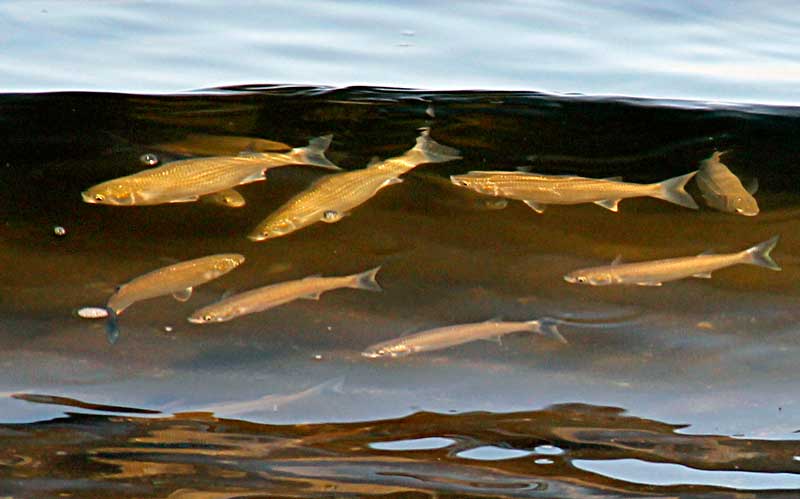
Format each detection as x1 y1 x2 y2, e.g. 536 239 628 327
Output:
1 87 800 497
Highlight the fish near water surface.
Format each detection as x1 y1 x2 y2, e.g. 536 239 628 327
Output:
187 266 382 324
696 150 759 216
105 253 245 342
248 128 461 241
564 235 780 286
82 135 340 206
150 133 291 156
449 170 698 213
361 318 565 358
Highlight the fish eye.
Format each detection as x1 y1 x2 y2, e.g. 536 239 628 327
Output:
203 314 213 322
577 276 586 283
94 194 105 201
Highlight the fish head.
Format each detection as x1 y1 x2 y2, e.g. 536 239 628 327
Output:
81 182 137 205
732 196 759 216
450 175 497 196
563 270 614 286
248 213 309 241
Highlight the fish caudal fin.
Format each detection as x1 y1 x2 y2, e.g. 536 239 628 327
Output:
351 266 383 292
743 235 781 271
528 318 568 344
105 307 120 344
651 171 699 209
408 128 461 165
291 135 342 171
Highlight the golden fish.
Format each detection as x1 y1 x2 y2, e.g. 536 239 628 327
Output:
696 151 759 216
105 253 245 342
248 129 460 241
187 266 381 323
82 136 339 206
361 318 565 358
564 236 780 286
450 170 698 212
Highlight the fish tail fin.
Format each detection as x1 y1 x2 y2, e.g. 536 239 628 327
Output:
407 127 461 165
350 266 383 292
105 307 120 344
528 318 568 344
290 135 342 171
651 171 699 209
743 235 781 271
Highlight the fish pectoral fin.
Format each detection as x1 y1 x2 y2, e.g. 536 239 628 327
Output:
172 287 193 302
746 177 759 195
380 177 404 188
692 272 713 278
611 254 623 266
300 292 323 300
635 282 663 286
523 200 546 213
594 198 621 212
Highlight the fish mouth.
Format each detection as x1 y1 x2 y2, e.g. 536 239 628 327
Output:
81 191 97 204
563 275 577 284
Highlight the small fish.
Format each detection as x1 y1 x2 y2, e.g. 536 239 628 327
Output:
696 151 759 216
105 254 245 342
188 266 382 323
200 377 345 416
450 170 698 213
564 235 780 286
200 188 246 208
248 128 460 241
82 135 340 206
361 318 565 358
150 133 291 156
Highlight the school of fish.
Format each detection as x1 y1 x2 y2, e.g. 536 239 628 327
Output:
79 132 777 359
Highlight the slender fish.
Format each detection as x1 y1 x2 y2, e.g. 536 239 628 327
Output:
696 151 759 216
361 318 565 358
82 135 340 206
450 170 698 213
248 128 461 241
188 266 382 323
105 253 245 342
564 235 780 286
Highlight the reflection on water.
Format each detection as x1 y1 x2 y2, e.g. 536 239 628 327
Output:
1 87 800 495
2 401 800 497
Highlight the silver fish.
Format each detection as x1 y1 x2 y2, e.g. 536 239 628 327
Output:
82 135 340 206
200 188 246 208
248 129 461 241
564 236 780 286
361 318 565 358
696 151 759 216
188 266 382 324
450 170 698 213
105 253 245 342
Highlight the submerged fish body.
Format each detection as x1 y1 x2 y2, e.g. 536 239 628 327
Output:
151 133 291 156
361 318 565 358
449 170 698 213
696 151 759 216
187 266 382 323
82 136 339 206
248 129 461 241
201 188 246 208
107 254 246 315
564 235 780 286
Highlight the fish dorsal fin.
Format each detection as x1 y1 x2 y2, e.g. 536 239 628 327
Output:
604 176 623 181
300 292 323 300
693 272 713 278
698 249 714 256
594 198 621 212
523 200 546 213
611 254 623 266
172 287 193 302
746 177 759 195
367 156 382 167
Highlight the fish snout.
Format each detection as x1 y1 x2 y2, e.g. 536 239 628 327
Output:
563 274 578 284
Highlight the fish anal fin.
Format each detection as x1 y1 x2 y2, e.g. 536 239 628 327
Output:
242 169 267 183
380 177 403 188
594 198 621 212
301 292 322 300
692 272 713 278
173 287 193 302
523 200 545 213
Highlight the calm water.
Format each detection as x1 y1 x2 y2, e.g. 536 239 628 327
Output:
2 1 800 497
1 87 799 497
